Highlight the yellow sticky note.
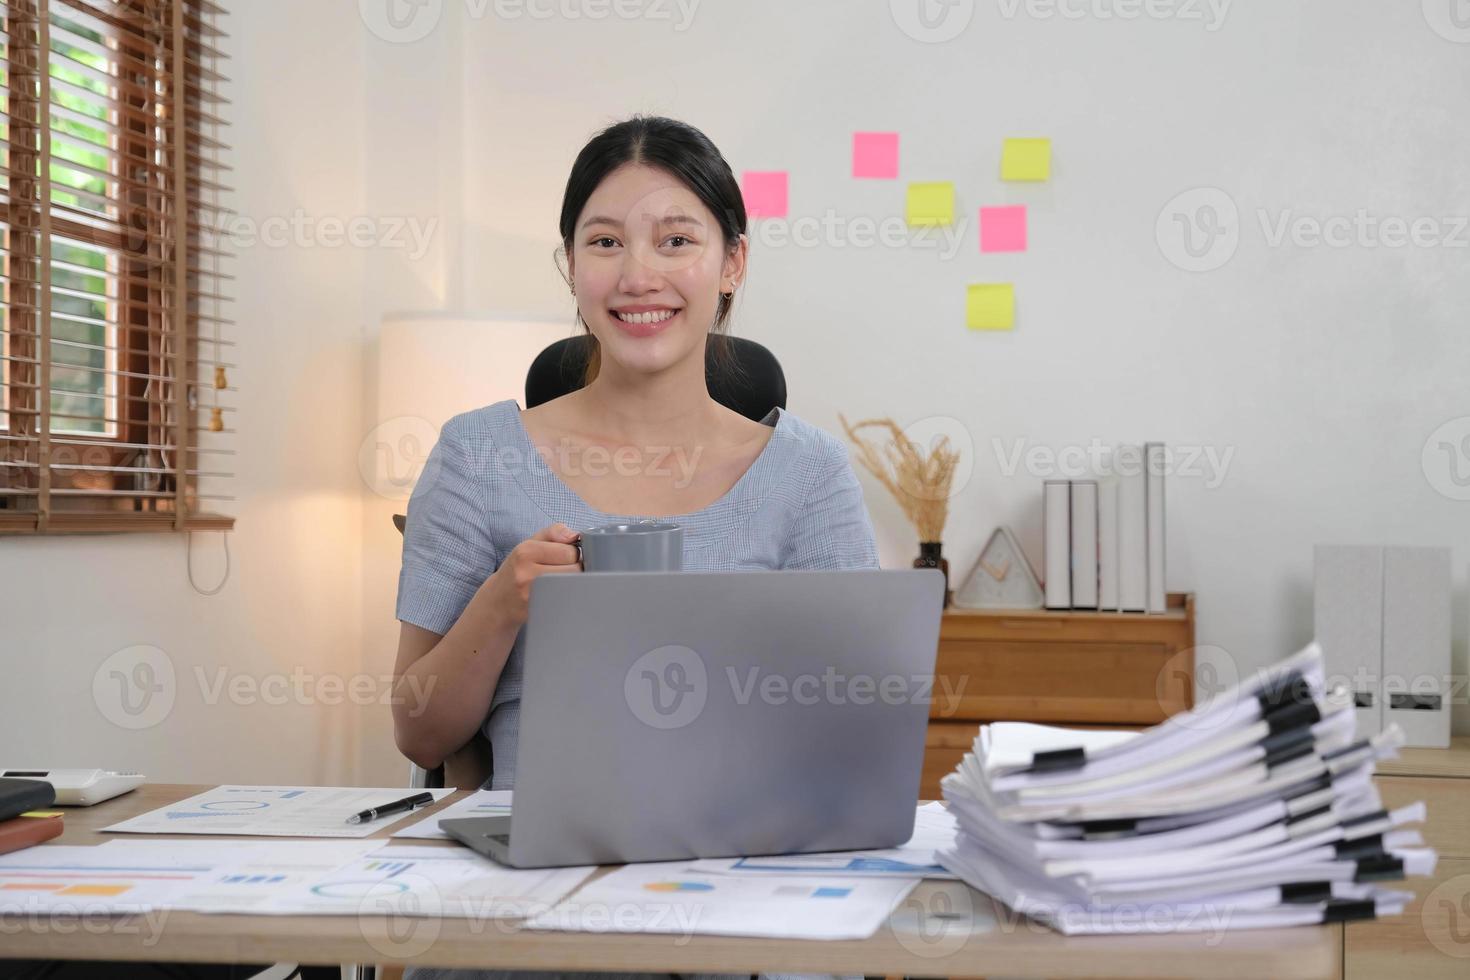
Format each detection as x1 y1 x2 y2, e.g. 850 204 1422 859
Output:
1001 138 1051 181
19 811 63 819
967 283 1015 330
906 182 954 226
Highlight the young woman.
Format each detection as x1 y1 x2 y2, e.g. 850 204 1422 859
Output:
391 116 877 980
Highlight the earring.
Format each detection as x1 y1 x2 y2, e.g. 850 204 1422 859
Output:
569 281 576 296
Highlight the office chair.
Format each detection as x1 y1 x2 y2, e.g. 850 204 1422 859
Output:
395 333 787 790
526 332 786 422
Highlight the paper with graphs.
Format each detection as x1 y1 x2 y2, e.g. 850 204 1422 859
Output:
524 862 919 940
102 785 455 838
0 840 385 914
256 845 594 918
686 803 958 879
393 789 511 839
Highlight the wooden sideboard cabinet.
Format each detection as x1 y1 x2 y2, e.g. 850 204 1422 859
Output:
920 592 1196 799
1344 736 1470 978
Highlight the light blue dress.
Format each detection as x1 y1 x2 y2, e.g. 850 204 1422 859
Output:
395 398 880 980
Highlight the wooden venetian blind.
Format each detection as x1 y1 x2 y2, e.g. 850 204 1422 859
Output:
0 0 232 534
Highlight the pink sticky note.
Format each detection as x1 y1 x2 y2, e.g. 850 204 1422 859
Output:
852 132 899 179
742 171 788 218
980 205 1028 252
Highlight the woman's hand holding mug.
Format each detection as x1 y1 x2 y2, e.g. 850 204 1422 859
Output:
483 522 583 630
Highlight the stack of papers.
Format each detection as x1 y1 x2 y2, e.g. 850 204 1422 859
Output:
936 642 1439 935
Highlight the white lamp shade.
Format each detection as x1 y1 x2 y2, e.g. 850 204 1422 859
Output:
365 314 575 500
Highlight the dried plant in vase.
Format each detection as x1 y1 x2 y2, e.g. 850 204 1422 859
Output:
839 413 961 606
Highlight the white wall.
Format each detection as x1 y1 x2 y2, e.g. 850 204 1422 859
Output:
4 1 1466 790
438 0 1470 737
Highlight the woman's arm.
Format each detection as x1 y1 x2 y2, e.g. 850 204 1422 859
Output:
393 516 583 771
391 587 520 771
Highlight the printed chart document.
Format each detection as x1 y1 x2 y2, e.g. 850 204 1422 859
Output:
0 844 212 914
93 839 388 912
0 840 385 914
393 790 512 840
688 803 959 879
255 845 594 919
13 841 588 919
102 786 455 838
523 862 920 940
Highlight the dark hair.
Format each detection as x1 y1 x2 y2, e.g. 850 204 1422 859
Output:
557 115 748 389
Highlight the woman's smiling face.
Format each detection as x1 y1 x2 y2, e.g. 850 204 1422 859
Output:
570 162 745 376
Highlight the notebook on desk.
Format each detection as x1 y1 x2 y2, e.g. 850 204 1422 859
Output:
0 778 55 823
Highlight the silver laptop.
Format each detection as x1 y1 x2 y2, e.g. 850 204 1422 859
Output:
441 568 945 868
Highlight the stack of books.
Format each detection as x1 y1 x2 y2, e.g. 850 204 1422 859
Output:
937 643 1437 934
1044 442 1165 612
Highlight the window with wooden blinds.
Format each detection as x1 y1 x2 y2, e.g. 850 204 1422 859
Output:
0 0 232 534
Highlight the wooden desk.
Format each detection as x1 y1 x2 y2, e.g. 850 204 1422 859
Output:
0 783 1342 979
1345 736 1470 978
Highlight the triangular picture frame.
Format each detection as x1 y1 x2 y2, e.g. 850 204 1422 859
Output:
955 526 1045 610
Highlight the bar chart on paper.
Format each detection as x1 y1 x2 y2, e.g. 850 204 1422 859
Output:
0 840 384 914
0 847 208 913
265 845 595 919
689 803 958 879
394 789 512 840
524 863 921 940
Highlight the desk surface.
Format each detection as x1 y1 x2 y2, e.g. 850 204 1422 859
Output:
1 784 1342 979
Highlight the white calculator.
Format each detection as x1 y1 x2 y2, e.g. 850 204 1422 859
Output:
0 768 145 806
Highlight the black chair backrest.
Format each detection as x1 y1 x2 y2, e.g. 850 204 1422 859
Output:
525 334 786 423
394 335 785 535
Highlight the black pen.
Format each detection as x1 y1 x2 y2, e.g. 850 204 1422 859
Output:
345 791 435 825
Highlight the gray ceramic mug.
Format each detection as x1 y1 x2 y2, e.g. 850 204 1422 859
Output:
577 520 683 572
